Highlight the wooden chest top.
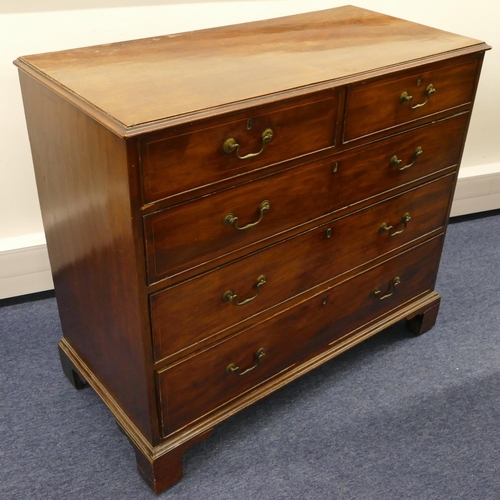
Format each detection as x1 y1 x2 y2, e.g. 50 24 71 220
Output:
14 6 486 134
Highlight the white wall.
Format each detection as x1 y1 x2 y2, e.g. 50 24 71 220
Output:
1 1 499 298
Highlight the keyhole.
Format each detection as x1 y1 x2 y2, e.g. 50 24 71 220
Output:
247 119 252 130
322 296 328 306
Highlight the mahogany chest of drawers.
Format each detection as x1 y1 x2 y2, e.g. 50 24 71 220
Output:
16 6 489 493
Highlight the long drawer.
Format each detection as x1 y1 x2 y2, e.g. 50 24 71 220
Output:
144 113 467 284
344 55 478 142
140 90 337 204
150 174 453 361
157 235 444 435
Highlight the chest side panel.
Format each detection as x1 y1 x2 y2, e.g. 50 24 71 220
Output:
18 70 158 443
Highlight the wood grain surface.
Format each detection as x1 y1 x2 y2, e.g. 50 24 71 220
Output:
15 6 485 130
158 235 444 434
15 5 488 493
150 175 455 362
144 113 468 284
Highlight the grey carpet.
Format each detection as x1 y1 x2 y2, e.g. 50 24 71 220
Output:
1 211 499 499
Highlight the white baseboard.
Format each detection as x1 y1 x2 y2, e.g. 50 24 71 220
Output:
0 233 53 300
1 165 499 300
451 162 500 217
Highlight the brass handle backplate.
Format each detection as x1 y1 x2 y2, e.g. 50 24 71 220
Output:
390 146 423 171
223 200 270 231
400 83 436 109
226 347 266 376
223 128 274 160
373 276 401 300
380 212 412 237
222 275 266 306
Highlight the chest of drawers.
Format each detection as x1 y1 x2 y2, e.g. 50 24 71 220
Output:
16 6 489 493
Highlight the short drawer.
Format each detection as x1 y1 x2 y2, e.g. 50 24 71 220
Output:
144 113 467 284
150 174 454 361
157 235 443 435
140 90 337 204
343 55 479 141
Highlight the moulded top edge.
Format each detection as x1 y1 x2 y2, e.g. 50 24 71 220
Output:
14 6 488 137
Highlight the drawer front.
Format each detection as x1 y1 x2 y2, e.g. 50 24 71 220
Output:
141 91 337 204
344 56 478 141
151 174 454 361
157 235 443 434
144 113 467 284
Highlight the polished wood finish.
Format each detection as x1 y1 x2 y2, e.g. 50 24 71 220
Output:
150 175 454 362
141 90 338 204
144 113 468 285
344 56 479 141
158 235 443 434
15 6 484 134
18 71 158 443
16 6 488 494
